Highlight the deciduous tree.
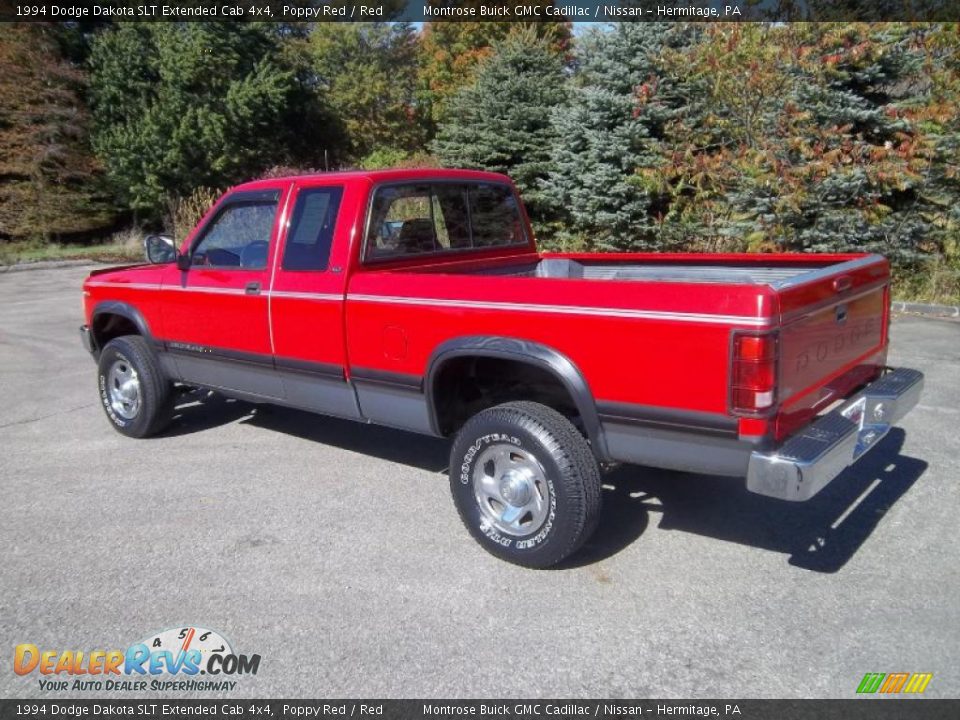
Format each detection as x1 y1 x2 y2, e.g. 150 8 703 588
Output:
308 22 423 164
0 24 114 242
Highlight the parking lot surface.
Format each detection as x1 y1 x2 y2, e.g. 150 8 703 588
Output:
0 264 957 698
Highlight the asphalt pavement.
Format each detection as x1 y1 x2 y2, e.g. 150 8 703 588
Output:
0 264 957 699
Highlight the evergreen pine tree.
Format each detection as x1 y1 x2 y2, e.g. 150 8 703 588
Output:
645 23 956 261
419 18 570 126
432 27 567 221
543 23 693 250
747 23 932 258
89 23 328 220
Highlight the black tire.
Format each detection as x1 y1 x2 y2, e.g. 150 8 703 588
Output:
97 335 173 438
449 401 602 568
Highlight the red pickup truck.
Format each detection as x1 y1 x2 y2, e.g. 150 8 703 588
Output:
81 169 923 567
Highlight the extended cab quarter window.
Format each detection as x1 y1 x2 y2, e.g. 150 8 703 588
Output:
191 193 279 269
282 187 344 271
364 182 524 261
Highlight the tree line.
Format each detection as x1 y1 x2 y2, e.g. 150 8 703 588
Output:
0 21 957 287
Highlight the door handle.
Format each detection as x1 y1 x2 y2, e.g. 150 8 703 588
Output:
245 282 261 295
832 275 852 293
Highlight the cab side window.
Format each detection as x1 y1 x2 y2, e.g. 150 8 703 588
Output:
191 196 279 270
363 182 524 262
365 184 471 260
282 187 344 271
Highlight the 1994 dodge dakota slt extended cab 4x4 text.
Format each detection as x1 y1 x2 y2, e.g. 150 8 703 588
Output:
81 169 923 567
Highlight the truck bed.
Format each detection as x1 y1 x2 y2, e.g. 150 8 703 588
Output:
368 251 891 442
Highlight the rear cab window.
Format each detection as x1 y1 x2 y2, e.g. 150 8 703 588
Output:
363 182 527 262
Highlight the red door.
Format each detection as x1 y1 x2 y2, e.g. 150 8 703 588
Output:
160 185 289 397
268 180 361 418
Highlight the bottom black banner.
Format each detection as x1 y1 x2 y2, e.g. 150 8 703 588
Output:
1 700 956 720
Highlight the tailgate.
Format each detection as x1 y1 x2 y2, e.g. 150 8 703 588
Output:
775 256 890 437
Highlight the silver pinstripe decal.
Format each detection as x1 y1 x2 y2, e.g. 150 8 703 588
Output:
87 284 770 325
88 283 343 302
88 282 254 296
346 294 772 327
86 282 165 292
269 291 344 302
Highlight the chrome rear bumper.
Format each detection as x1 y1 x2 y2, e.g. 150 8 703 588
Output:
746 368 924 501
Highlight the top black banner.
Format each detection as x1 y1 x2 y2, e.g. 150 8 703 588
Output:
0 0 957 23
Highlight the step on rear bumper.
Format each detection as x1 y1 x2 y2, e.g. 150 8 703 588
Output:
746 368 924 502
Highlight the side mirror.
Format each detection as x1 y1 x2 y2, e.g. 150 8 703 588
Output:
144 234 177 265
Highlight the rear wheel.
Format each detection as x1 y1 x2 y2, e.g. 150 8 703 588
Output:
449 401 602 568
97 335 172 438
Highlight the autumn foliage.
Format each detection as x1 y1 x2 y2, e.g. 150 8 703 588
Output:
0 25 113 241
629 23 959 264
0 20 956 302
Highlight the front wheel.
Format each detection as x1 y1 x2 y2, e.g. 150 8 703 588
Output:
97 335 173 438
449 401 602 568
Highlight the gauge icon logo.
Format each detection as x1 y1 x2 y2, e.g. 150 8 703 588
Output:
139 626 233 662
132 626 260 677
126 625 254 676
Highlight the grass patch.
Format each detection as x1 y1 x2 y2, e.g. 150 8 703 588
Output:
892 258 960 306
0 228 146 267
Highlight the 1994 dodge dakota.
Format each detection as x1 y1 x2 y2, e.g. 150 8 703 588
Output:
81 169 923 567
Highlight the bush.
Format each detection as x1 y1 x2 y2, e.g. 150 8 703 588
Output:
359 148 413 170
894 257 960 305
165 188 221 244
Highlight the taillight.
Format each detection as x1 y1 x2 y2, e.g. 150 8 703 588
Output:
730 332 778 415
